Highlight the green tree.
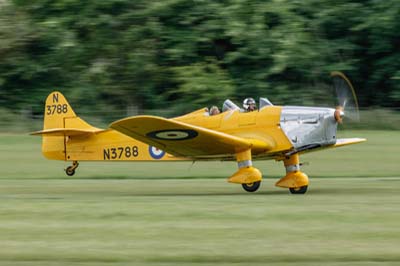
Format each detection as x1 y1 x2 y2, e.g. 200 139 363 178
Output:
0 0 399 121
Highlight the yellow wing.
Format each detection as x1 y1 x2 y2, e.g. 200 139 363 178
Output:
287 137 366 157
333 138 366 147
110 116 271 158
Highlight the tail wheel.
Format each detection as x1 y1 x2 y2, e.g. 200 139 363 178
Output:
65 166 75 176
242 181 261 192
289 186 308 194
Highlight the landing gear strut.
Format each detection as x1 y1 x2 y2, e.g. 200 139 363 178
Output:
276 154 309 194
228 149 263 193
65 161 79 176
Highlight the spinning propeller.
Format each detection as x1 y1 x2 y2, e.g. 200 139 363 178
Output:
331 71 360 124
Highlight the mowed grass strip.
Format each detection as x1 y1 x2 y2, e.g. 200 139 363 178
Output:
0 178 400 265
0 130 399 179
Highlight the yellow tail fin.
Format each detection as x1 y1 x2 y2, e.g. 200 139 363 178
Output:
32 91 101 160
43 91 76 129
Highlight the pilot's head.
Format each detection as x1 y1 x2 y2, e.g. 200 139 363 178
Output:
243 98 256 112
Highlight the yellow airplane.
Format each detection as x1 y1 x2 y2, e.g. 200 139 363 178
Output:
31 72 365 194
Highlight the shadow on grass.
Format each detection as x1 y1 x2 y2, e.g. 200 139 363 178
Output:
6 175 227 180
147 254 400 264
2 177 399 198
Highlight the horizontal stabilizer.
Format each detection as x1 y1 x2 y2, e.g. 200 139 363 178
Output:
30 128 103 137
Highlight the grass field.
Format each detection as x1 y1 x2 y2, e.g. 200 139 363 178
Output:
0 130 400 265
1 130 399 179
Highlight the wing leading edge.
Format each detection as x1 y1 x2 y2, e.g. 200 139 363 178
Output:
283 137 366 157
30 128 103 136
110 116 272 158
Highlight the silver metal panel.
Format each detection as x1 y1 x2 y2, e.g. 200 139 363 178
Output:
237 160 252 168
280 106 337 149
285 164 300 173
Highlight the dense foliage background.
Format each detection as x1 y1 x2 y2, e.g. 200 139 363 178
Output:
0 0 399 121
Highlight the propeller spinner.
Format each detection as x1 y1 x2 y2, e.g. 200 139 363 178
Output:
331 71 360 123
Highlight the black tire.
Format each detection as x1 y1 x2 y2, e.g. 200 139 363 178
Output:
66 166 75 176
289 186 308 194
242 181 261 192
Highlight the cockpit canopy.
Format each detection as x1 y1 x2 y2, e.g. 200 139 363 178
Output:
259 97 273 109
222 97 273 112
222 99 240 112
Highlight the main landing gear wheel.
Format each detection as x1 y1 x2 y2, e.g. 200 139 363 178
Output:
289 186 308 194
242 181 261 192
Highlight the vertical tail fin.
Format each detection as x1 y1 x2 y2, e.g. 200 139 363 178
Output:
43 91 76 129
31 91 100 160
43 91 98 130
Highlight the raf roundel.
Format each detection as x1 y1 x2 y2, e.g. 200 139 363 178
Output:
148 146 166 159
147 129 198 141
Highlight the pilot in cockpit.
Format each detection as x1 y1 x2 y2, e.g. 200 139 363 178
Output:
209 106 220 115
243 97 257 112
